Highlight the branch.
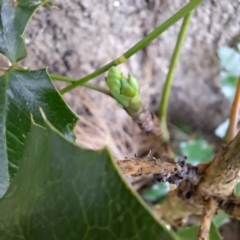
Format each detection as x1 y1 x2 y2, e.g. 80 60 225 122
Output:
59 0 202 94
198 129 240 197
117 157 180 177
117 153 200 188
197 198 217 240
133 110 162 139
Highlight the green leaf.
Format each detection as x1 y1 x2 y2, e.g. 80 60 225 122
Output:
177 223 222 240
218 47 240 76
0 0 45 62
142 182 169 204
180 140 214 165
213 211 229 228
0 75 9 198
0 69 78 193
220 73 239 100
215 116 240 138
235 183 240 196
0 117 177 240
174 119 192 135
215 119 229 138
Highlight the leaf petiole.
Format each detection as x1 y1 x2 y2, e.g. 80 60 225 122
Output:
158 8 194 143
49 74 112 97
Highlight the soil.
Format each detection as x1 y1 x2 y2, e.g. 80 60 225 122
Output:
22 0 240 139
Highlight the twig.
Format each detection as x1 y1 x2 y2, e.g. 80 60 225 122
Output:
223 77 240 143
198 130 240 197
117 157 180 177
59 0 202 94
117 151 181 177
49 74 112 97
158 9 194 142
82 83 112 97
117 154 199 188
197 198 217 240
133 110 162 139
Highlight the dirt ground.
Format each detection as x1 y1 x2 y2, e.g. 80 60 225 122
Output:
23 0 240 138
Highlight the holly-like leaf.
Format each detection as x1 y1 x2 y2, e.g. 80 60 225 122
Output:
0 69 78 195
0 0 46 62
177 223 222 240
0 117 177 240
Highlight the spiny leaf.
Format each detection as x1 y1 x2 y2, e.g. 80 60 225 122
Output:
0 117 177 240
0 69 78 195
0 0 46 62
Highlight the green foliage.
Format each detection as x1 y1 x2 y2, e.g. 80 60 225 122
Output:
218 45 240 100
0 118 177 240
235 183 240 196
174 119 192 135
0 0 46 62
177 223 222 240
213 211 229 228
142 183 169 204
0 69 78 196
180 139 214 165
220 74 239 100
0 0 78 198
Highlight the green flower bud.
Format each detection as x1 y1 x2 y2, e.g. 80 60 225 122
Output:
121 74 139 98
106 66 122 94
106 67 142 116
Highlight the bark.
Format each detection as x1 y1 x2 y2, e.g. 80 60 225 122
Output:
197 198 217 240
159 130 240 227
117 156 180 177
